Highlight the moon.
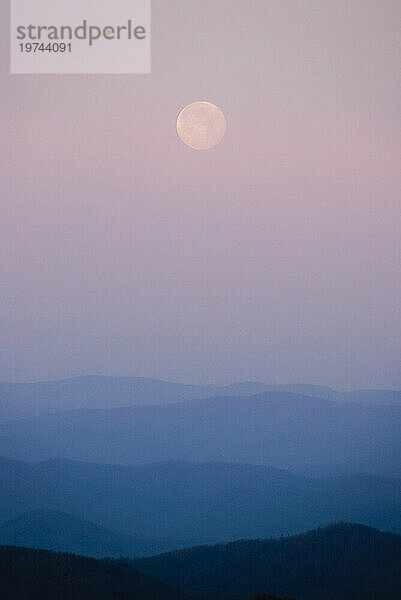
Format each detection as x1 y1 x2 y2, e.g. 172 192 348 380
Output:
177 101 227 150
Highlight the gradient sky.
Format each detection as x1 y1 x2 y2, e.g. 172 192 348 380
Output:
0 0 400 387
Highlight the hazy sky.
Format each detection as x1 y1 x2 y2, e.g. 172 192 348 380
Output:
0 0 400 387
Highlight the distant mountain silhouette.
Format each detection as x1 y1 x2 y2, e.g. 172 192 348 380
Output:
0 376 270 422
359 503 401 533
289 464 359 478
0 544 187 600
0 457 400 545
0 376 399 422
0 508 168 558
270 385 401 405
0 392 399 475
135 523 401 600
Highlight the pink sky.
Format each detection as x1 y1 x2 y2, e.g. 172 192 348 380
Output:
0 0 400 387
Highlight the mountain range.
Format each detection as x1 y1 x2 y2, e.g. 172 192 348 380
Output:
1 523 400 599
0 508 169 558
0 391 399 476
0 375 399 422
0 376 400 597
0 376 267 422
0 457 400 549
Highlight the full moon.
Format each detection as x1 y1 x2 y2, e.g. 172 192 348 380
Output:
177 101 227 150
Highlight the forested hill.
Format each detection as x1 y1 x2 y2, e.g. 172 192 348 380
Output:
135 523 401 600
0 545 188 600
0 544 293 600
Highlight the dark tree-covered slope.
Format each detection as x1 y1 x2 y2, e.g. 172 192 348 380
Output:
135 523 401 600
0 544 187 600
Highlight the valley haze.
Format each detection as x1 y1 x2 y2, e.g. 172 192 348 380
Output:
0 376 400 477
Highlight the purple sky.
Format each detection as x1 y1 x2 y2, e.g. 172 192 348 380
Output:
0 0 400 387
